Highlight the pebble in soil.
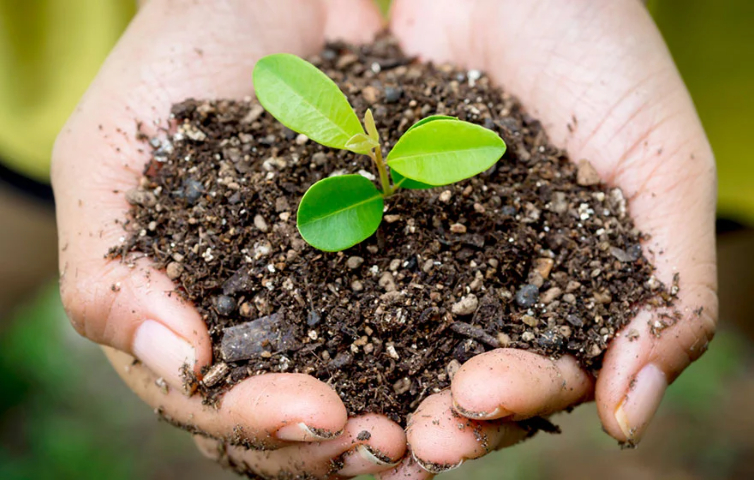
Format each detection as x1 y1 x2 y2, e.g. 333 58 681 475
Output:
110 36 675 426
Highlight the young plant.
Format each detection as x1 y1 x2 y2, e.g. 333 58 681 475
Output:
253 53 506 252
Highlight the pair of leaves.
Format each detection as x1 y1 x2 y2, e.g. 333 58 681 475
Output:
253 54 507 251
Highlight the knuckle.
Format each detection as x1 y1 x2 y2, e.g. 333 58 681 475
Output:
59 265 121 345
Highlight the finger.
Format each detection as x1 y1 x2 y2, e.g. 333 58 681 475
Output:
104 347 347 449
407 391 528 474
52 0 329 390
451 349 593 421
376 456 433 480
218 415 405 478
596 300 716 445
325 0 385 43
392 0 717 445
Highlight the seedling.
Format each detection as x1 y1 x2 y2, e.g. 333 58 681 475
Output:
253 53 506 251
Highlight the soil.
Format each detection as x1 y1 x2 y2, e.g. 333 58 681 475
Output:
110 36 674 426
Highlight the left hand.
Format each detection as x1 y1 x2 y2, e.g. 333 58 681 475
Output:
379 0 718 477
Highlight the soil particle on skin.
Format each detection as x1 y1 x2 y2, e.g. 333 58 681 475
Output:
110 36 674 426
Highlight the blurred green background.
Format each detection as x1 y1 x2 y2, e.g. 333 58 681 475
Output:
2 1 754 479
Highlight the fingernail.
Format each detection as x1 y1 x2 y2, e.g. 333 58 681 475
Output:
133 320 196 393
337 445 399 476
412 451 464 474
452 398 511 420
615 363 667 445
275 422 340 442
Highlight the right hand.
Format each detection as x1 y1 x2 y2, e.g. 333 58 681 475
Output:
52 1 406 477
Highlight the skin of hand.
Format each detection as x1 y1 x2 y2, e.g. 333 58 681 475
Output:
52 0 406 477
52 0 717 478
375 0 718 477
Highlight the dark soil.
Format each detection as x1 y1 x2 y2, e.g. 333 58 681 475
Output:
111 36 674 426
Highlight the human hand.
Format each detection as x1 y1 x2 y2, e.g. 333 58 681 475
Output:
52 1 407 477
380 0 717 476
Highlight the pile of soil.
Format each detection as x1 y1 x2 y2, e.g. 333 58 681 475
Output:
111 36 674 425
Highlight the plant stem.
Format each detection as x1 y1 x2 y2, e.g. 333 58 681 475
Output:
372 145 394 197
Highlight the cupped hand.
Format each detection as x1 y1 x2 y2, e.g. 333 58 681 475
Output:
52 0 405 477
380 0 717 476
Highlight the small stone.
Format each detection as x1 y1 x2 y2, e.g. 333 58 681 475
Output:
527 271 544 288
537 330 564 349
166 262 183 280
384 214 401 223
452 294 479 316
521 315 538 327
379 272 397 292
351 280 364 292
306 310 321 327
220 313 298 362
559 325 573 338
254 214 269 233
363 343 374 354
521 331 536 342
336 53 358 68
331 352 353 368
422 259 434 273
393 377 411 395
215 295 236 316
577 159 601 186
239 302 254 317
540 287 562 304
125 188 157 207
439 190 452 203
532 258 554 279
587 344 603 358
566 281 582 293
609 188 627 217
384 86 403 103
312 152 328 166
610 245 642 263
562 293 577 304
386 343 400 360
549 191 568 214
362 86 380 104
184 126 207 142
566 314 584 327
593 290 612 304
241 104 264 124
389 259 401 271
295 134 308 145
346 256 364 270
450 223 467 234
202 362 229 387
515 284 539 307
497 332 511 347
446 359 462 380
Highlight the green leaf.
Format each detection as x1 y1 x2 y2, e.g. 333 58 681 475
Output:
387 119 506 186
391 170 434 190
253 53 364 149
405 115 457 133
344 133 378 155
297 175 384 252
